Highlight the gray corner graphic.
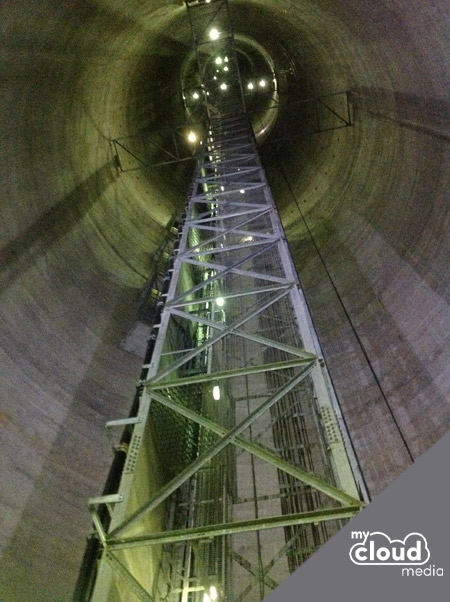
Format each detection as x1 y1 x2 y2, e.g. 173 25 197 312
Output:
264 432 450 602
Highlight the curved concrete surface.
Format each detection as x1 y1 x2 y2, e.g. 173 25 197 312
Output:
1 1 449 600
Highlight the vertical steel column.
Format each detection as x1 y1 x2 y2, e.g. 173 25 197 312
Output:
85 2 366 601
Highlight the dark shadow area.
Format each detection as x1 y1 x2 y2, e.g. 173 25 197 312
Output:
352 88 450 141
0 284 143 602
0 161 118 288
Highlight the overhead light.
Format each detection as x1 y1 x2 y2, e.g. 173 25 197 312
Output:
224 56 229 62
216 297 225 307
259 79 266 87
209 28 219 40
240 189 245 194
187 131 197 143
215 57 223 65
212 386 221 401
223 66 229 71
220 83 227 90
203 595 211 602
220 186 225 191
209 586 218 601
193 92 200 100
247 82 254 90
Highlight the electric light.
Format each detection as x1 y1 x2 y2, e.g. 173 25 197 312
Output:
209 28 219 40
213 386 221 401
187 131 197 143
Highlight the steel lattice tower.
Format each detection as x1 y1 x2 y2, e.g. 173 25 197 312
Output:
84 2 366 601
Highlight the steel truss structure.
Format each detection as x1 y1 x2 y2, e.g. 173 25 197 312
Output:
112 91 353 172
84 2 366 601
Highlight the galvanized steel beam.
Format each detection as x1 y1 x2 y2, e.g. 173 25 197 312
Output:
108 506 360 549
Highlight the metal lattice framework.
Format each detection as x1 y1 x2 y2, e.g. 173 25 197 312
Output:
85 2 366 601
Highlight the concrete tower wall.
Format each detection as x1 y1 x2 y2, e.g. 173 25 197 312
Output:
1 1 449 600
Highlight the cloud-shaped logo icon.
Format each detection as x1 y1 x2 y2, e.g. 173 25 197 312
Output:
349 532 430 566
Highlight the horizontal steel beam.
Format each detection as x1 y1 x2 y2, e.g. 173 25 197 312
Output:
144 358 314 388
181 256 293 286
166 283 292 309
188 206 267 225
108 506 360 549
184 238 276 259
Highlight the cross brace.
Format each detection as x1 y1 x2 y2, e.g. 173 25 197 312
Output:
149 389 361 506
109 368 315 538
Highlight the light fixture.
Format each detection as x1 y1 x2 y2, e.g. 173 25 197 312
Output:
193 92 200 100
224 66 229 71
259 79 266 87
209 586 218 601
220 83 227 90
215 57 223 65
209 28 219 40
212 386 221 401
224 56 229 62
247 82 254 90
203 594 211 602
220 185 225 191
216 297 225 307
240 189 245 194
187 131 197 143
